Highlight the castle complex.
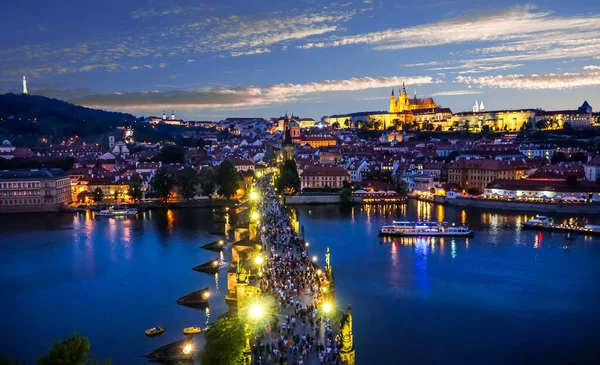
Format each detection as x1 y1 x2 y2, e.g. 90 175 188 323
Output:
322 85 595 131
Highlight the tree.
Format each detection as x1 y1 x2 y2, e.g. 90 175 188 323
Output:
199 317 248 365
563 122 573 132
535 119 548 130
331 122 340 129
551 152 568 164
395 178 409 195
481 125 491 134
177 166 199 200
154 145 185 164
93 187 103 203
462 120 470 132
568 152 587 163
373 120 381 130
566 175 578 185
344 118 352 128
151 167 176 202
392 118 402 130
198 167 217 196
466 187 481 195
217 161 241 198
38 333 110 365
276 159 301 194
128 172 144 202
339 180 352 203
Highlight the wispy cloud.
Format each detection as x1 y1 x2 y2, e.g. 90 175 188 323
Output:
72 75 436 111
299 6 600 52
455 69 600 90
583 65 600 71
132 5 212 19
231 48 271 57
431 90 482 96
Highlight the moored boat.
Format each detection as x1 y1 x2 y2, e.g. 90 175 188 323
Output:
95 207 138 217
183 326 202 335
379 221 474 237
521 216 600 236
145 327 164 336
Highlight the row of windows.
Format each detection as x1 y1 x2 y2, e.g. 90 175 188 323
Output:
0 191 41 197
0 198 43 205
303 176 346 180
0 182 41 189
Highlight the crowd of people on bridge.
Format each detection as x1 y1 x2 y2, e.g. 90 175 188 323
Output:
249 176 342 365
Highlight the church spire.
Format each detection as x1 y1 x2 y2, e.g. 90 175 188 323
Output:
401 82 406 95
391 89 394 96
414 89 417 100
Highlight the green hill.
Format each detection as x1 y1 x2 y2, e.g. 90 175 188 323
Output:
0 93 137 145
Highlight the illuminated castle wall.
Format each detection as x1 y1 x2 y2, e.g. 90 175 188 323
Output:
389 83 437 113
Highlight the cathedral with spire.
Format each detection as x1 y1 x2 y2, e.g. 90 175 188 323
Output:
389 83 437 113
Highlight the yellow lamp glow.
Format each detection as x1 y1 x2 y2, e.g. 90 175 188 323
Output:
212 260 218 267
312 256 317 262
250 303 264 320
202 291 210 299
254 255 264 265
251 211 260 221
316 269 322 276
250 191 258 201
323 302 332 314
183 343 193 355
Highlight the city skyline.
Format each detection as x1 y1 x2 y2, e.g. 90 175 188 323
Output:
1 0 599 120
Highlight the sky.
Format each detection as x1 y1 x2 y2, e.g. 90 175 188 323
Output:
1 0 599 121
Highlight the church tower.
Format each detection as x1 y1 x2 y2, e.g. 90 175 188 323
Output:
22 76 28 94
171 110 175 120
473 100 480 113
479 100 485 112
399 83 409 111
389 89 396 113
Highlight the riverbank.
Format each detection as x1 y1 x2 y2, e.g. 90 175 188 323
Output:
444 197 600 215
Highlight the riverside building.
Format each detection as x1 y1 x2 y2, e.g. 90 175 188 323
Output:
0 169 71 213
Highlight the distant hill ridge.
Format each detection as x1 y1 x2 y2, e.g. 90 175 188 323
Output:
0 93 136 142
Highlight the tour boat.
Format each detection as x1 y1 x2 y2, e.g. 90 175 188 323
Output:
183 326 202 335
521 216 600 236
379 221 474 237
95 207 138 217
145 327 164 336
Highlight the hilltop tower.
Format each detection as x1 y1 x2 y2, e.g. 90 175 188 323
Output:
479 100 485 112
473 100 480 113
399 83 409 109
389 89 395 113
22 76 28 94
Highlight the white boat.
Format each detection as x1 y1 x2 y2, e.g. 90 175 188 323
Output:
520 216 553 228
379 221 474 237
95 207 138 217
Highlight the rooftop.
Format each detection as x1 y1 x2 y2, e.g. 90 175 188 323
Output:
0 168 67 180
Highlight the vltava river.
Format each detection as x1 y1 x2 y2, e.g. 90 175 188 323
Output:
1 201 599 364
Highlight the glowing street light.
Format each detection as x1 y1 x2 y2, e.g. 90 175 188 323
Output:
305 242 309 247
212 260 219 267
322 302 333 314
254 255 264 265
316 269 322 276
250 191 258 201
250 303 264 320
312 255 318 262
251 211 260 222
183 343 193 355
202 291 211 300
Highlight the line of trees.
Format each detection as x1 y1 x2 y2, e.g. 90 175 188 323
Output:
149 161 242 202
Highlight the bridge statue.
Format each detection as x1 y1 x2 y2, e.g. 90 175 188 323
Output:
339 305 355 365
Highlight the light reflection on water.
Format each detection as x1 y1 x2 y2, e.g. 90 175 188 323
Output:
295 201 600 365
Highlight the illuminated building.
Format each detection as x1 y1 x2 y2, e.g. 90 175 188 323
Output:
448 159 528 193
299 135 337 148
300 166 350 189
389 83 437 113
0 169 71 213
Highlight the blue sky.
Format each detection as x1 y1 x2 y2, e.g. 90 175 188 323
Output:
1 0 599 120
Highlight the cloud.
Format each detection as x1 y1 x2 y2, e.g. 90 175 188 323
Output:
132 5 211 19
456 64 524 74
72 75 436 111
584 65 600 71
159 63 168 68
298 5 600 59
231 48 271 57
455 70 600 90
431 90 483 96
